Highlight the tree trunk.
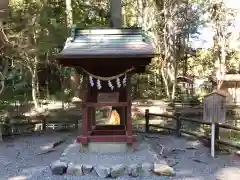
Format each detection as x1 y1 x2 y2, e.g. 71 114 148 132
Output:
183 0 189 76
171 35 182 102
31 65 40 110
161 66 170 98
0 59 8 95
0 72 4 95
0 27 9 95
36 73 40 97
66 0 81 99
110 0 122 28
163 0 178 102
66 0 73 28
70 72 81 98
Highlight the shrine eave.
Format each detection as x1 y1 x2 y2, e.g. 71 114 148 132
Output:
56 27 157 62
56 53 155 60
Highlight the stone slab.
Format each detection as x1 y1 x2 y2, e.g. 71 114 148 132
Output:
60 141 163 167
87 142 129 153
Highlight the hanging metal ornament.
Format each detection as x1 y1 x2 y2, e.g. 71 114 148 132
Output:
122 74 127 87
97 79 102 90
89 76 94 87
108 80 114 90
116 77 121 88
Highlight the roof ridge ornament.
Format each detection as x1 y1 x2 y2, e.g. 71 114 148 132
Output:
70 24 76 40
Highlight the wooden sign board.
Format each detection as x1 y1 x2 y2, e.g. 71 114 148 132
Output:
203 92 226 123
203 92 226 158
97 92 119 103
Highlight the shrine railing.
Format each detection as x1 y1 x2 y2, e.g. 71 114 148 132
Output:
145 109 240 150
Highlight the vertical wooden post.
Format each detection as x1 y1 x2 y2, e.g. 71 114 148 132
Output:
211 123 215 158
75 117 78 129
175 113 182 136
82 75 88 137
126 105 132 136
5 117 10 136
92 107 96 127
126 75 132 137
120 106 126 125
87 107 92 132
145 109 149 133
42 118 46 132
82 104 88 137
214 123 219 150
0 124 3 142
125 106 128 129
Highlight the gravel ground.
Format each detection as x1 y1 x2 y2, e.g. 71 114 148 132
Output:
0 132 76 180
0 132 239 180
145 134 240 180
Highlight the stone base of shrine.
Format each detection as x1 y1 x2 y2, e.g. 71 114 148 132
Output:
81 142 134 153
77 125 137 153
77 135 137 153
77 135 137 152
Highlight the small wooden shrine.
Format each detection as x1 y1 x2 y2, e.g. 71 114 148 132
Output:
177 75 194 95
217 74 240 104
56 28 155 148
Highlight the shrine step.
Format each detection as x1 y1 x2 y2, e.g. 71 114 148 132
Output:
91 130 126 136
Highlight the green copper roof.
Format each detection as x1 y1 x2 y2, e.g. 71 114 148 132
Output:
58 28 154 58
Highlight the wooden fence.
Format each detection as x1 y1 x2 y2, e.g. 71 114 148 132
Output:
0 115 79 139
145 109 240 149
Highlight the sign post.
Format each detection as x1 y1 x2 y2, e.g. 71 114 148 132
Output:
211 122 215 158
203 92 226 158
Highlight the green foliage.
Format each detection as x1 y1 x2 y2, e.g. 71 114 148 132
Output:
1 69 32 104
54 88 73 103
1 0 239 108
131 62 166 100
0 100 11 111
197 91 208 102
188 49 215 77
72 0 109 28
187 95 201 105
